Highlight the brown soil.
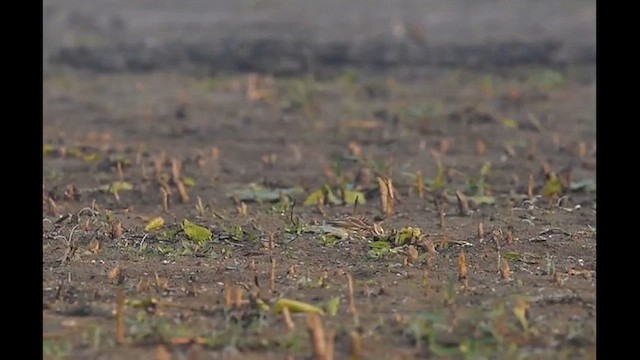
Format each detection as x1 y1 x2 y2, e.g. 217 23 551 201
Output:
43 64 595 359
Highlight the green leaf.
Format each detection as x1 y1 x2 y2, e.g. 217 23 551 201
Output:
432 161 447 191
43 144 56 155
304 188 325 206
273 298 325 315
67 147 83 158
106 181 133 194
144 217 165 232
324 185 342 205
502 118 518 129
503 252 522 261
343 190 366 205
183 177 196 187
466 162 492 196
181 219 212 243
480 162 491 178
325 296 341 316
304 185 346 206
319 234 340 246
542 174 564 197
83 153 100 163
395 227 422 246
367 241 392 259
158 229 178 241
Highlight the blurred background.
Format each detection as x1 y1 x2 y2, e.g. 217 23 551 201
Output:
43 0 595 76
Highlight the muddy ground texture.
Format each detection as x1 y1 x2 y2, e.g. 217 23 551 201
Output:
43 3 596 359
43 62 595 359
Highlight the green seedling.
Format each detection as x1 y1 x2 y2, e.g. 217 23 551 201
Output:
83 153 101 163
405 156 448 194
183 176 197 187
144 217 164 232
43 143 56 155
87 181 134 194
182 219 212 243
433 156 447 191
157 228 179 241
367 241 401 260
304 184 365 206
501 118 519 129
466 162 491 196
464 161 496 206
319 234 340 247
325 296 341 316
542 174 564 197
222 224 247 242
394 227 422 246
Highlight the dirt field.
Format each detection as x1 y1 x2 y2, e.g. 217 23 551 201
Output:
43 2 595 359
